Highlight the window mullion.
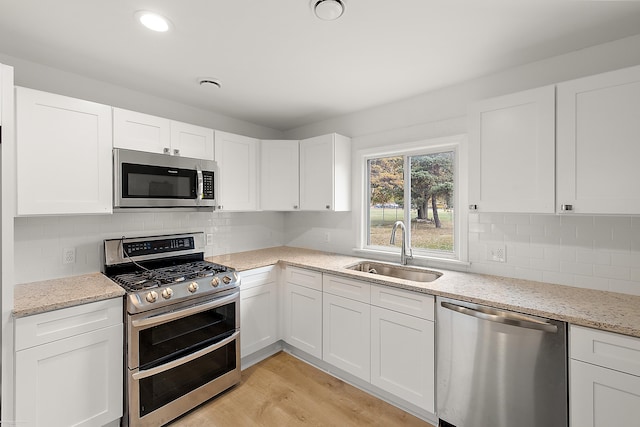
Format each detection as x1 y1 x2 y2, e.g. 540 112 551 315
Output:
404 155 412 248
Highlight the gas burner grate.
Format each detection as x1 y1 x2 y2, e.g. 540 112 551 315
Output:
112 260 231 292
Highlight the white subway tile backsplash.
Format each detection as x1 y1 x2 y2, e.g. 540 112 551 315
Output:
573 275 608 291
531 215 561 226
608 279 640 296
469 214 640 296
593 264 630 281
560 261 593 276
530 234 561 245
513 267 543 282
14 211 286 284
516 223 545 237
542 271 575 286
469 223 491 233
478 213 503 224
531 257 561 272
504 214 530 225
611 252 633 267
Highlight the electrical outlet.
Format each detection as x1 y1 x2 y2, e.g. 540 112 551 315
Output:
487 245 506 263
63 247 76 264
206 233 214 245
322 231 331 243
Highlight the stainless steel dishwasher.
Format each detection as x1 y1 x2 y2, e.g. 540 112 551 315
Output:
436 296 567 427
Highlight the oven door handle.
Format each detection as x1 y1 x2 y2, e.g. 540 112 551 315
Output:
132 330 239 381
131 291 238 328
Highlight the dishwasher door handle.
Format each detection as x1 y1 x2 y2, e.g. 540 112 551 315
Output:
440 301 558 333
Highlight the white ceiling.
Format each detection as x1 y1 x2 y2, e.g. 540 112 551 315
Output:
1 0 640 131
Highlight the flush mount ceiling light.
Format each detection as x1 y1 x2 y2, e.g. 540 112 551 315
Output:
198 78 222 89
135 11 170 32
312 0 345 21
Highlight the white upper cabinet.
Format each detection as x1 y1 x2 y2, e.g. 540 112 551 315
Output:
468 85 555 213
260 139 299 211
557 65 640 214
170 120 214 159
214 130 259 211
113 108 213 160
16 87 112 215
299 133 351 211
113 108 169 153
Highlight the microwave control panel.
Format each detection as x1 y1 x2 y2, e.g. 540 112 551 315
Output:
203 172 214 199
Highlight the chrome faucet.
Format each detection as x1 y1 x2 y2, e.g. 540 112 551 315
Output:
390 220 413 265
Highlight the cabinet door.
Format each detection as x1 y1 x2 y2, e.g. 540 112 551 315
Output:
15 324 123 427
299 134 351 211
323 293 370 381
468 86 555 213
557 65 640 214
283 282 322 359
370 306 435 412
570 359 640 427
240 282 278 356
16 87 112 215
113 107 171 154
300 134 334 211
170 120 214 159
260 140 299 211
214 131 258 211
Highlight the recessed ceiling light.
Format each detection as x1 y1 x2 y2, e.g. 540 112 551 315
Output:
313 0 345 21
135 11 170 32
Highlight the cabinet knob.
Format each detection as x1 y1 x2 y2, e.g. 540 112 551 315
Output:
561 204 573 212
217 205 223 210
326 205 331 210
173 149 180 156
469 204 478 211
293 205 298 209
163 147 171 154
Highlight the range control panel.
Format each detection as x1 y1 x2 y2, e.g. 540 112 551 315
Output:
123 236 195 257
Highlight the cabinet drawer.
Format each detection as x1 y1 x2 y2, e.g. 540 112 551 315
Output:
284 266 322 291
570 325 640 376
15 298 123 351
370 285 434 321
323 274 370 303
239 265 278 290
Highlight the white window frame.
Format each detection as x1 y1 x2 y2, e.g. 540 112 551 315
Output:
354 134 468 266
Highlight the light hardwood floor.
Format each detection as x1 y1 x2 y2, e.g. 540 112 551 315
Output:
168 351 435 427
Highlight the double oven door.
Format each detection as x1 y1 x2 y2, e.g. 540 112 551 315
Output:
126 289 240 427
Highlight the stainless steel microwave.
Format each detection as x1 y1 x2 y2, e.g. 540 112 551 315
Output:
114 148 216 209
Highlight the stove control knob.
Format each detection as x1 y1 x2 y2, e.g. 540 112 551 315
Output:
211 277 220 287
161 288 173 299
146 291 158 303
222 276 232 285
188 282 199 293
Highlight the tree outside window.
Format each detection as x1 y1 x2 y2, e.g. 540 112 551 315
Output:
367 151 455 254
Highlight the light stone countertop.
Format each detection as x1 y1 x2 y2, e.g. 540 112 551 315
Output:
13 272 125 318
208 246 640 338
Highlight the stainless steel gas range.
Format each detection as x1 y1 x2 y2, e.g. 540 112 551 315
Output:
103 232 240 427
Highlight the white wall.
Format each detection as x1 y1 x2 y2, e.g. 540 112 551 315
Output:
14 211 285 284
282 34 640 296
0 53 283 140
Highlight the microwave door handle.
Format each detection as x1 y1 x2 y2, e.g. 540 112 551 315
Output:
196 166 204 202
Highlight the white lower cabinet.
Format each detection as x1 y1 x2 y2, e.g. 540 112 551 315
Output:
14 298 123 427
323 292 371 381
370 305 435 413
239 266 279 357
569 325 640 427
283 267 323 359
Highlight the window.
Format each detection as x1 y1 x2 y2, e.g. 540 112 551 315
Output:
361 136 466 262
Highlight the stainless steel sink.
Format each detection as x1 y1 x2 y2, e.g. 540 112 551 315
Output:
346 261 442 282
